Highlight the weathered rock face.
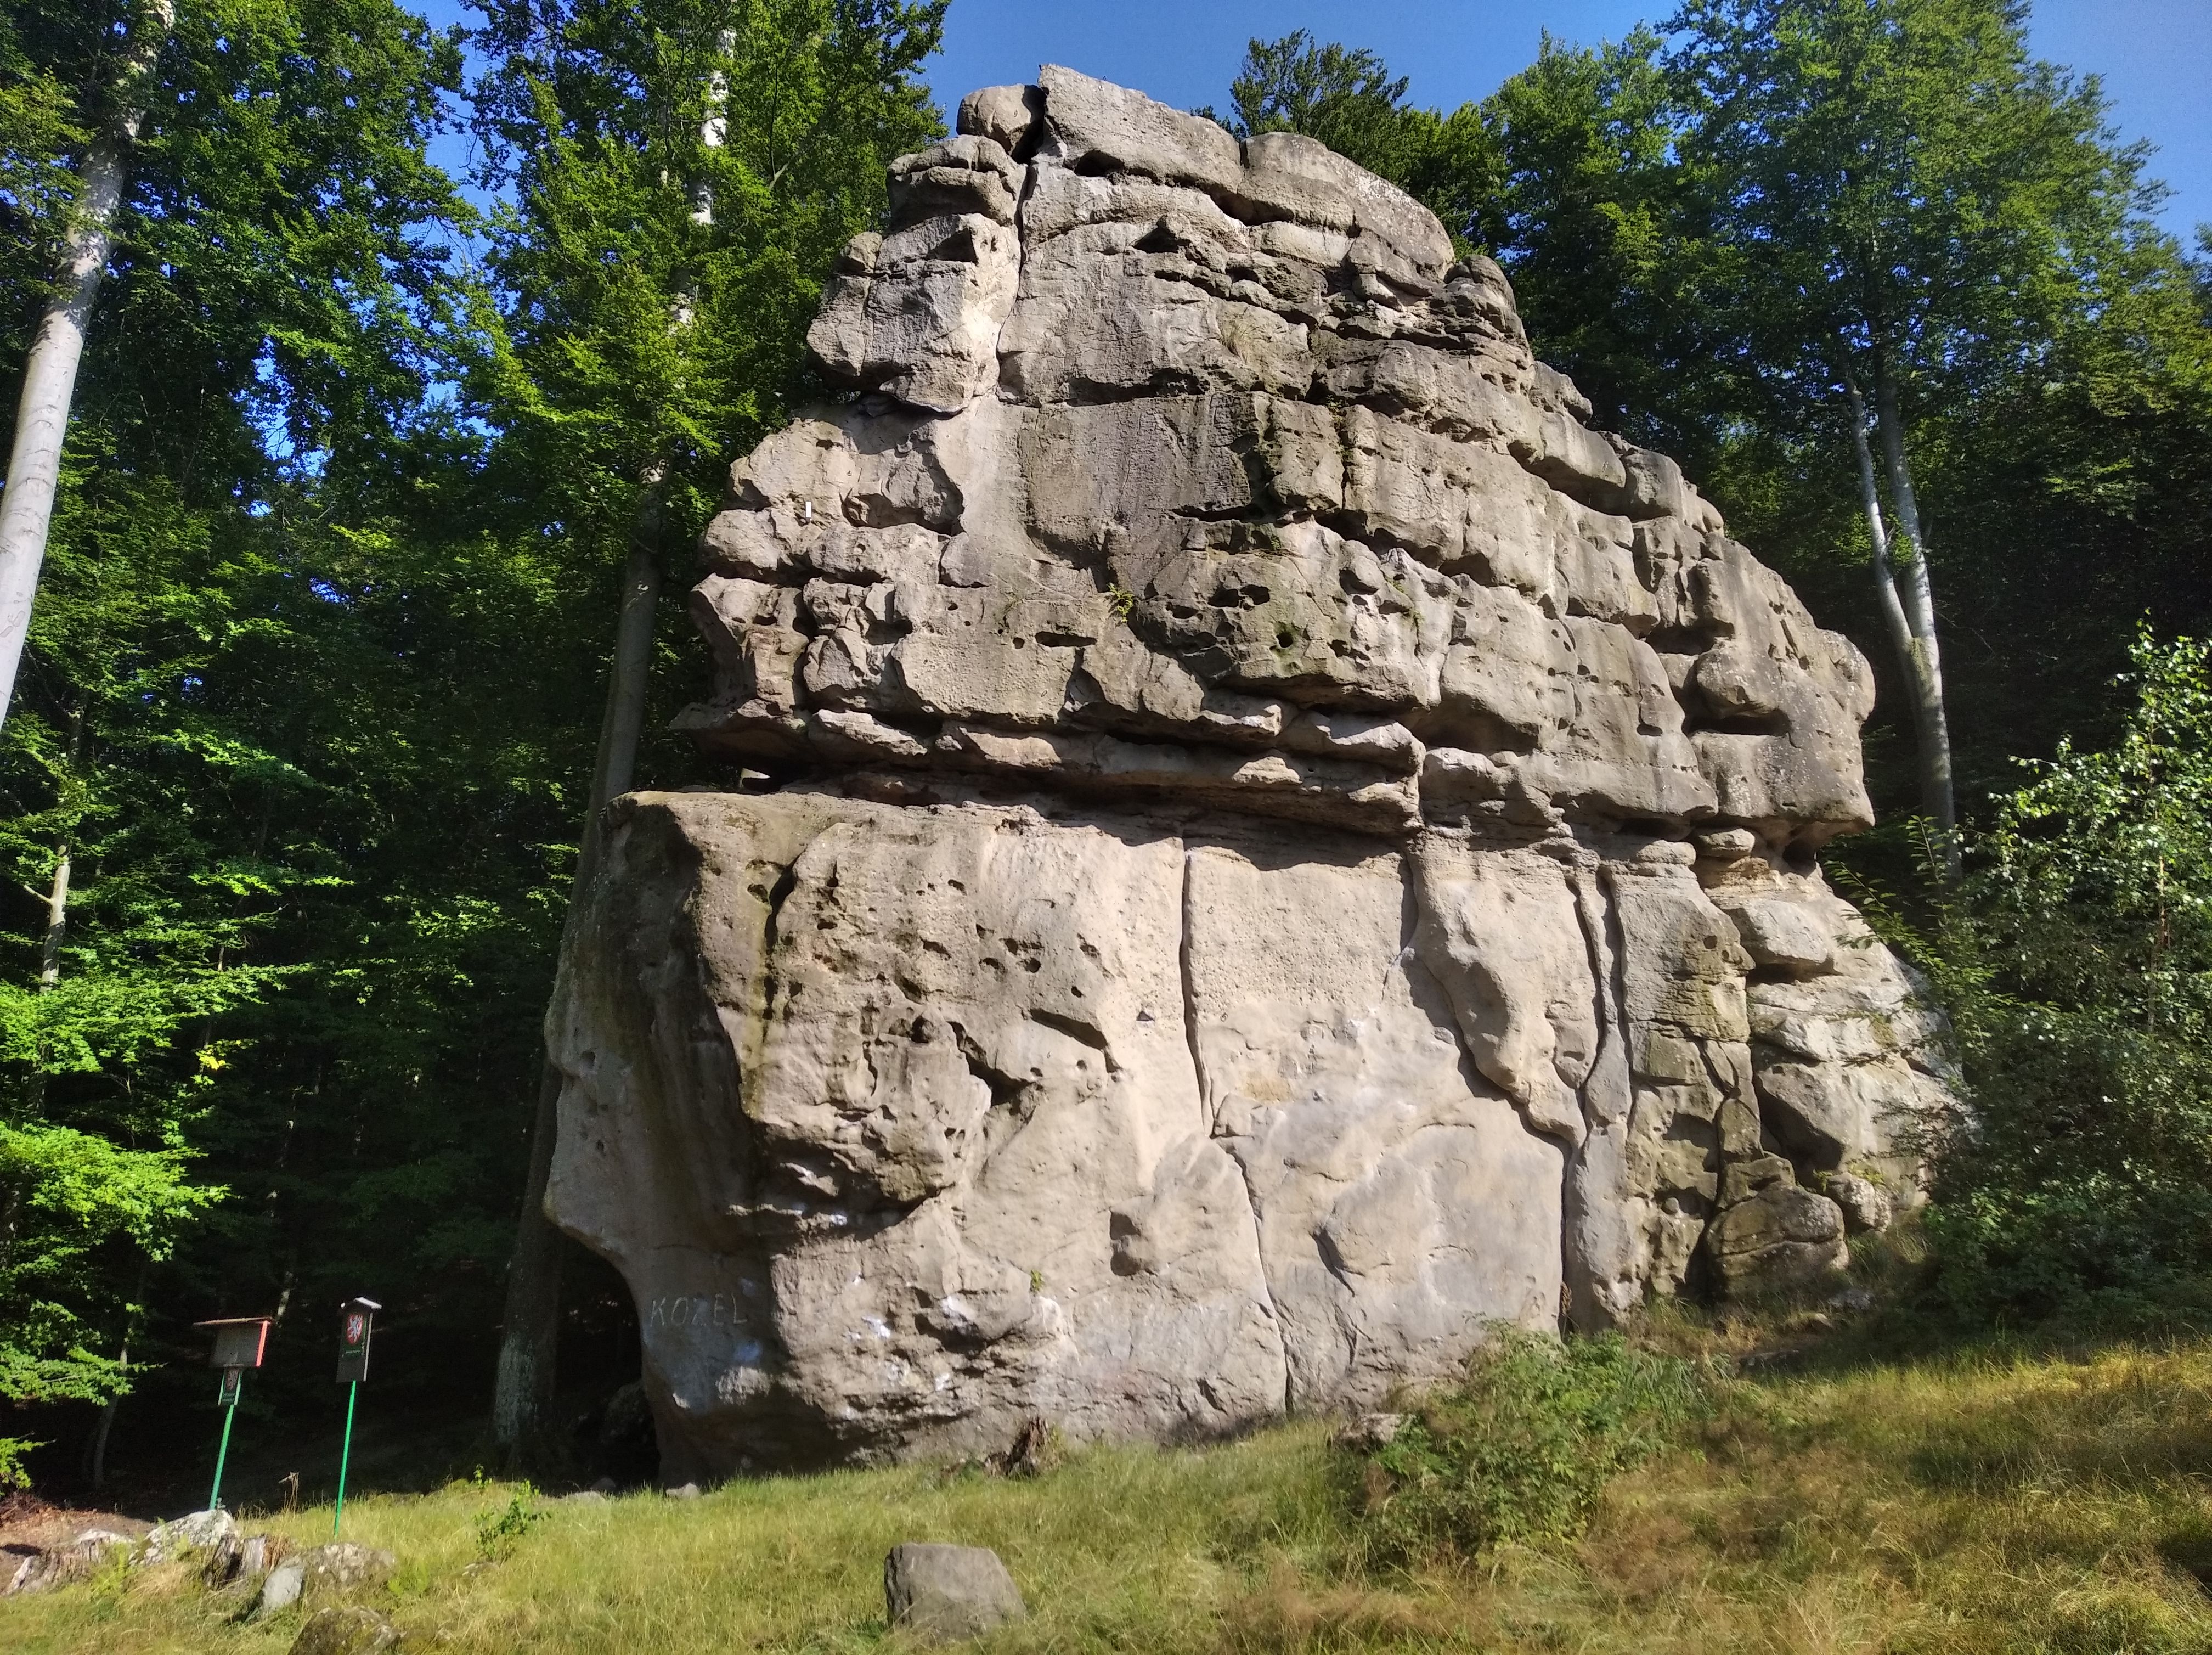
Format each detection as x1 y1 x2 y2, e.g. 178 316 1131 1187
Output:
546 69 1957 1477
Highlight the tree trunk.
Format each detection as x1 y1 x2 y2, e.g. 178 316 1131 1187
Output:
1872 364 1959 872
0 1 173 729
1846 369 1959 876
38 842 70 990
88 1256 149 1490
491 469 667 1463
31 709 82 1110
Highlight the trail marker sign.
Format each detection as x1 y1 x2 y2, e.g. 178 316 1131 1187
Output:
201 1316 269 1374
332 1296 381 1536
336 1297 378 1383
192 1314 273 1510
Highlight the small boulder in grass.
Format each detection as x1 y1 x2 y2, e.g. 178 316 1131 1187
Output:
136 1508 237 1566
253 1541 394 1617
884 1543 1026 1642
256 1561 307 1617
1331 1412 1409 1453
287 1605 400 1655
4 1531 132 1596
301 1541 397 1594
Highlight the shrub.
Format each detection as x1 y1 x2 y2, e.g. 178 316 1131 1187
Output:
473 1481 546 1561
1350 1329 1707 1564
1925 632 2212 1324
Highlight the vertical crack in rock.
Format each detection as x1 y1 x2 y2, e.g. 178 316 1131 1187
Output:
1178 846 1213 1133
1564 864 1617 1325
1560 861 1640 1330
1182 841 1292 1415
1569 864 1632 1133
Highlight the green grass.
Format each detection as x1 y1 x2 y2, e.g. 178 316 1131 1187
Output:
13 1331 2212 1654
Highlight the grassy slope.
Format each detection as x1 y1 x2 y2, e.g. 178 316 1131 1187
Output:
10 1337 2212 1654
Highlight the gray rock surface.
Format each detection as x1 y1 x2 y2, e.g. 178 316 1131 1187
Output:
136 1508 236 1566
297 1542 396 1595
547 68 1958 1478
884 1543 1028 1642
247 1541 392 1618
4 1529 131 1595
257 1560 306 1616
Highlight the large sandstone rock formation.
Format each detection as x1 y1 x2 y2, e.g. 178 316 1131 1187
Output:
545 69 1957 1479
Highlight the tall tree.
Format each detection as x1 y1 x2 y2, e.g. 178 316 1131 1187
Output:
0 0 495 1481
468 0 946 1460
0 0 170 728
1471 32 1742 472
1669 0 2161 864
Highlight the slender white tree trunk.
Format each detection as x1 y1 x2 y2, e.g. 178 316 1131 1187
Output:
1847 368 1959 874
492 468 667 1462
1846 379 1917 689
0 2 173 729
37 842 70 989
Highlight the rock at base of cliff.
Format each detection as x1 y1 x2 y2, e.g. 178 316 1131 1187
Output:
885 1543 1028 1641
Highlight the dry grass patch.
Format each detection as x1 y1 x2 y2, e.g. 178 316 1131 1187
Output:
9 1337 2212 1654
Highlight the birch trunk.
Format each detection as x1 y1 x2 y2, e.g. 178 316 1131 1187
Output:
0 2 173 729
491 469 666 1462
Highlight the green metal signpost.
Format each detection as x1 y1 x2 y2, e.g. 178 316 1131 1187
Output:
333 1297 379 1536
193 1316 272 1511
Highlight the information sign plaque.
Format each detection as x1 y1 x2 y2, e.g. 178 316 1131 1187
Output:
191 1314 273 1510
332 1297 381 1536
336 1299 376 1383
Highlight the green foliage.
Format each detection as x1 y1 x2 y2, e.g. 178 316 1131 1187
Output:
1203 33 1497 257
1352 1330 1708 1563
0 0 503 1451
472 1477 546 1560
1475 31 1731 464
0 1116 217 1481
470 0 948 576
1925 634 2212 1321
0 0 960 1484
1209 32 1419 180
1669 0 2154 399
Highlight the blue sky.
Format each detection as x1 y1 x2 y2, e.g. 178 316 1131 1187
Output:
417 0 2211 241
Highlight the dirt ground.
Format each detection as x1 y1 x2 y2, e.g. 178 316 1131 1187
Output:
0 1490 153 1569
